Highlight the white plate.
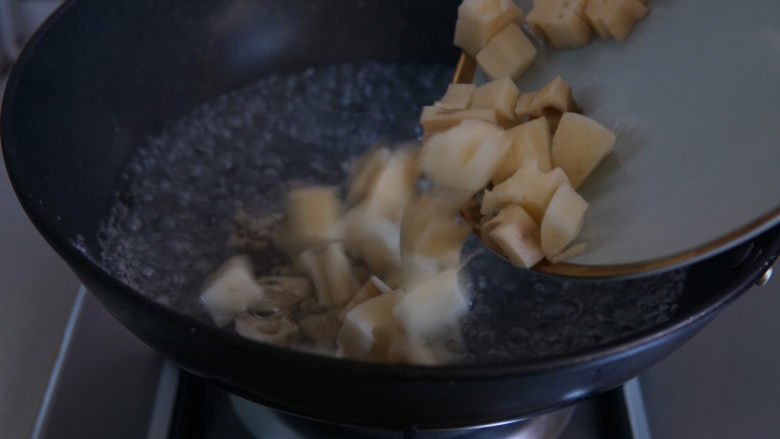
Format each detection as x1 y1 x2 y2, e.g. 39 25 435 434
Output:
466 0 780 276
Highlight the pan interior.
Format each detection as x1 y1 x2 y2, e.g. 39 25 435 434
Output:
97 61 687 364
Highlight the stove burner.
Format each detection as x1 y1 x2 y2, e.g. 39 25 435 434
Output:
230 395 574 439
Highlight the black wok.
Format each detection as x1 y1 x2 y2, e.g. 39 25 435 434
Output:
2 0 779 430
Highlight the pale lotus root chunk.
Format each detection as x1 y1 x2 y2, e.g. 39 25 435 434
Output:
434 83 475 111
481 158 569 224
551 112 616 188
454 0 525 56
476 24 538 80
419 106 497 139
540 182 588 258
514 75 579 131
526 0 592 49
584 0 649 42
492 117 552 184
481 204 544 268
471 76 520 124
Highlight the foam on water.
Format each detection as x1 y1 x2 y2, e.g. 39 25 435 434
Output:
99 61 452 321
98 61 686 363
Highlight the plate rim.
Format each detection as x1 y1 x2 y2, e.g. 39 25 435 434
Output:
452 53 780 278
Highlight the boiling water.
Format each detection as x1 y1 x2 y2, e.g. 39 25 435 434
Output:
461 241 685 362
98 61 686 363
98 62 450 320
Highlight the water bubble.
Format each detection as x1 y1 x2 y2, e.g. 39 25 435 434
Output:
262 168 279 180
128 215 143 232
141 265 155 277
159 217 177 231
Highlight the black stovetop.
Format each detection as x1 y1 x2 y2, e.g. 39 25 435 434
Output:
168 371 637 439
31 280 780 439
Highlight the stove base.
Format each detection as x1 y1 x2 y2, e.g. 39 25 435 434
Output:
231 395 574 439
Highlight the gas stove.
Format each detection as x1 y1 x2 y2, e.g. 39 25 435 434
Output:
30 273 780 438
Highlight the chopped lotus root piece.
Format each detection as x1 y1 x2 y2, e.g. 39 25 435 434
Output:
421 119 510 196
514 91 537 119
481 158 569 224
550 112 616 188
338 291 403 361
393 268 469 341
419 106 497 139
476 24 538 80
514 76 579 131
287 187 342 237
339 276 393 320
235 314 300 347
200 256 264 327
453 0 525 56
368 147 419 212
584 0 649 42
386 333 437 365
280 186 343 254
434 83 475 111
481 204 544 268
526 0 592 49
471 76 520 124
492 117 552 184
341 202 403 279
400 195 470 270
540 182 588 258
295 243 361 307
346 146 392 204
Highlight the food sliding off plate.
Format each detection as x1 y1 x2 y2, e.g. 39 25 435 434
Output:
455 0 780 278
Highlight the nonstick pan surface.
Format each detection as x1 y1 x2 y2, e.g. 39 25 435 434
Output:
3 0 778 429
